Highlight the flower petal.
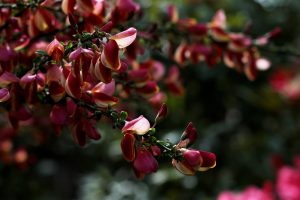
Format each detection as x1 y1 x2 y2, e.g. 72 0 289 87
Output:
101 40 121 70
121 133 136 162
133 149 158 174
92 92 118 107
65 72 82 99
0 88 10 102
178 122 197 148
172 159 195 175
198 150 216 171
94 56 112 83
110 27 137 49
91 80 115 96
122 115 150 135
50 105 67 125
154 103 168 123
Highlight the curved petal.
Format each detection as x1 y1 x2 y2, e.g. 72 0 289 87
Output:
133 149 158 174
101 40 121 70
0 88 10 102
110 27 137 48
122 115 150 135
92 92 118 107
121 133 136 162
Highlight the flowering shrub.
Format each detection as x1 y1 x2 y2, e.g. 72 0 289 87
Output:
0 0 283 190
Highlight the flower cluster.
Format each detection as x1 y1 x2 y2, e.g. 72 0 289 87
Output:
165 5 279 81
0 0 278 177
0 0 218 177
120 105 216 178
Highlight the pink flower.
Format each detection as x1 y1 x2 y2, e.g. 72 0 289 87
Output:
276 166 300 200
218 186 274 200
270 69 300 100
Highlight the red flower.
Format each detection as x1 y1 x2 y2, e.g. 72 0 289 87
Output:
46 38 64 62
172 148 216 175
276 167 300 200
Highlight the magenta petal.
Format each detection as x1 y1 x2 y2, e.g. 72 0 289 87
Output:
83 120 101 140
92 92 118 107
183 149 202 167
154 103 167 123
199 150 216 170
135 81 159 98
101 40 121 70
91 80 115 96
73 124 86 147
65 72 81 99
20 72 36 85
0 88 10 102
100 21 113 32
94 56 112 83
69 47 93 61
121 133 136 162
151 145 161 157
50 105 67 125
133 149 158 174
46 38 64 62
172 159 195 175
0 72 19 85
178 122 197 148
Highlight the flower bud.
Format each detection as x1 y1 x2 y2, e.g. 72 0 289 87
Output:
177 122 197 148
167 4 178 23
154 103 168 124
46 38 64 62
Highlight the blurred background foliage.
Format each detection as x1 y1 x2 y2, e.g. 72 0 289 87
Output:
2 0 300 199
